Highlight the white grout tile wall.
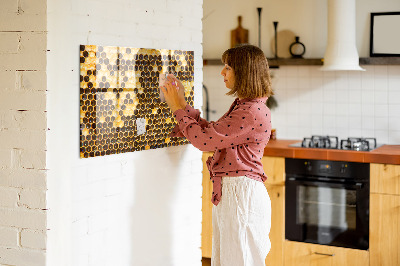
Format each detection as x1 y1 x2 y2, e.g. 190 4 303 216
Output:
271 65 400 144
46 0 204 265
203 65 400 145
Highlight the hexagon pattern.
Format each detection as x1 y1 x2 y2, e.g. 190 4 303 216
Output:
80 45 195 158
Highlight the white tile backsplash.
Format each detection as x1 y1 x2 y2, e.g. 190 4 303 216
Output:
270 65 400 144
374 77 388 91
374 90 388 104
389 104 400 117
204 65 400 144
388 91 400 104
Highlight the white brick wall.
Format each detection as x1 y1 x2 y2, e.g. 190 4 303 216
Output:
21 229 47 250
46 0 203 266
0 227 19 247
0 0 48 265
3 0 203 264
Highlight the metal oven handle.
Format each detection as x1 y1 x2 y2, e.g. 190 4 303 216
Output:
287 177 364 189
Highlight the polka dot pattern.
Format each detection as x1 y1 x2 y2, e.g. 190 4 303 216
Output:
172 97 272 205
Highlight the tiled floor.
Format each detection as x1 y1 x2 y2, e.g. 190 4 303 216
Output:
202 257 211 266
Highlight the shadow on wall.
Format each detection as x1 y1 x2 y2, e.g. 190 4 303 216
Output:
129 146 187 265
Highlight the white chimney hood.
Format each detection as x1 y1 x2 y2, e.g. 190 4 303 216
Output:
320 0 365 71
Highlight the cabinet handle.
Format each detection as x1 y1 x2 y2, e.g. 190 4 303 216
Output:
314 252 335 257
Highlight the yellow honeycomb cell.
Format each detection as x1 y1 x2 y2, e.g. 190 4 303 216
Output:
82 128 89 136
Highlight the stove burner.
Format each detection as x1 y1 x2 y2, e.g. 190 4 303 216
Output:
340 137 377 151
294 136 379 151
301 135 339 149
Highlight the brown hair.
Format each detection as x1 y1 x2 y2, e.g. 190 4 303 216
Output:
221 44 273 99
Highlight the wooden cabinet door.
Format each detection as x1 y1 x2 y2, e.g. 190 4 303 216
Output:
262 156 285 186
264 184 284 266
370 163 400 195
284 241 369 266
370 193 400 266
202 152 213 258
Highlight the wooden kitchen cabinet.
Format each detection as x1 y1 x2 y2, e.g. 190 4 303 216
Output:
370 163 400 266
264 184 285 266
202 152 213 258
261 156 285 186
370 163 400 195
262 156 285 266
370 193 400 266
284 241 369 266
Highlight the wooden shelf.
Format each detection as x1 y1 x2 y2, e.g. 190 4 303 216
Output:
359 57 400 65
268 58 322 67
203 57 400 67
203 58 323 67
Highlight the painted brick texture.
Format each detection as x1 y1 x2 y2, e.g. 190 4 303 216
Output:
0 0 48 265
46 0 203 265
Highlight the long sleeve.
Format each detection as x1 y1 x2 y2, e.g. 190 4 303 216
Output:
173 105 257 152
170 104 211 137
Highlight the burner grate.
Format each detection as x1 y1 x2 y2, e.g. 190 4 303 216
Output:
296 136 378 151
340 137 377 151
301 135 339 149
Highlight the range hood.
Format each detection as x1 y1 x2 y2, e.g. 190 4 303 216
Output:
320 0 365 71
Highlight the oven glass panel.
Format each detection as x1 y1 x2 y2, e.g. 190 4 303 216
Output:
297 186 357 230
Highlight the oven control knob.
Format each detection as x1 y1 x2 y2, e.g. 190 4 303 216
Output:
305 162 312 171
340 164 347 174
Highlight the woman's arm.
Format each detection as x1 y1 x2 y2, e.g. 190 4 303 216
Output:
172 106 257 152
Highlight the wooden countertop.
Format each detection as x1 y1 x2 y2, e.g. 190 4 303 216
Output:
263 139 400 165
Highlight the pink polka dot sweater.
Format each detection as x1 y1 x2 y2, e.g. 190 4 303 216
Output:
171 97 272 205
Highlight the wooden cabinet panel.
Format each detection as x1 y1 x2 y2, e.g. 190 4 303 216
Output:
284 241 369 266
202 152 213 258
370 193 400 266
370 163 400 195
264 184 284 266
262 156 285 185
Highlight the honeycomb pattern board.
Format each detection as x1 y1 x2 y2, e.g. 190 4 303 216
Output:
79 45 195 158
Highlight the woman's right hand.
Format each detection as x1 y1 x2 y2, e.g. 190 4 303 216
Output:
167 75 187 108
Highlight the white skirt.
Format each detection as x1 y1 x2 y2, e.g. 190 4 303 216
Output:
212 176 271 266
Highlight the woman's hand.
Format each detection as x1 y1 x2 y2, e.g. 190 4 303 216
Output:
160 76 186 113
167 75 187 108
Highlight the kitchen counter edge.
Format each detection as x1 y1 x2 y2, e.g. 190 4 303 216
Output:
263 139 400 165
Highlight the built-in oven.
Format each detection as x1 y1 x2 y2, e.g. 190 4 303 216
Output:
285 158 369 250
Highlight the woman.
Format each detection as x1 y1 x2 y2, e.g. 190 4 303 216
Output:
161 44 273 266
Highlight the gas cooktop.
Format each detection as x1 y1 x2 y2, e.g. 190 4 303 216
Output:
289 135 382 151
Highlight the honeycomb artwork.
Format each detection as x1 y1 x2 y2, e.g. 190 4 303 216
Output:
79 45 195 158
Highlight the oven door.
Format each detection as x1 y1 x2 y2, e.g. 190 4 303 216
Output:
285 177 369 250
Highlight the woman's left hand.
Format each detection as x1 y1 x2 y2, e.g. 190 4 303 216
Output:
160 76 186 113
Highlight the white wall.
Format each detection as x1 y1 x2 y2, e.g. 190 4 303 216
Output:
46 0 203 266
203 0 400 58
0 0 48 265
203 0 400 145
